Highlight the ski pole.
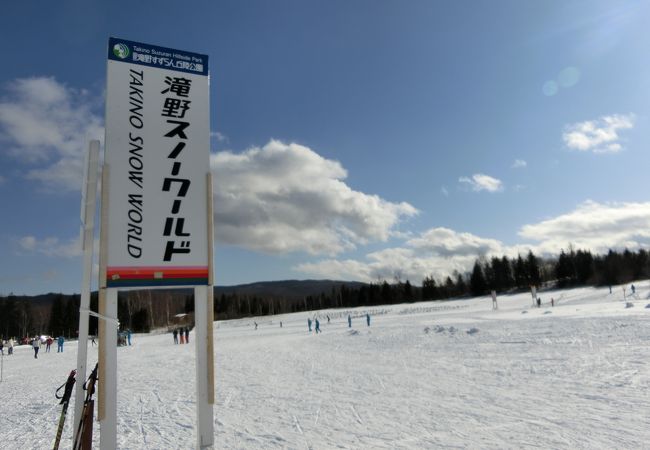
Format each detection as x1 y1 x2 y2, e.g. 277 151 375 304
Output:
53 369 76 450
73 363 98 450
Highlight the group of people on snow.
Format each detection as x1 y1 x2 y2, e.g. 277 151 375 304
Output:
117 329 132 347
307 312 371 333
29 335 65 358
0 337 14 355
172 327 191 344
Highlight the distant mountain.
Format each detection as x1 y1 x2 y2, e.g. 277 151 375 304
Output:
2 280 367 302
214 279 367 299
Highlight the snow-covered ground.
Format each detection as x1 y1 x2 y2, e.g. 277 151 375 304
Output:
1 282 649 449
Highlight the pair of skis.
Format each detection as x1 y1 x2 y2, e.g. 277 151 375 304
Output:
52 363 98 450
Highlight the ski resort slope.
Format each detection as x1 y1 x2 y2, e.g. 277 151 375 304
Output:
1 283 649 449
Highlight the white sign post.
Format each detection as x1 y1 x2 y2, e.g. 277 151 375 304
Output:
100 37 213 449
491 290 497 310
73 140 100 443
531 285 537 307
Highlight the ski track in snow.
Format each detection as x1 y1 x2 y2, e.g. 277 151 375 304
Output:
1 282 650 448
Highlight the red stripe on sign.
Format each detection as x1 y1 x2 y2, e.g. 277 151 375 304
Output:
106 266 209 280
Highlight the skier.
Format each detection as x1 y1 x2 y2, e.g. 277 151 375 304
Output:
32 337 40 359
314 318 321 334
184 327 189 344
127 329 132 346
536 297 541 308
179 328 185 344
307 318 312 332
8 338 14 355
91 336 97 346
173 328 178 344
46 337 53 352
327 315 330 324
280 321 283 328
348 314 352 328
551 298 554 307
366 313 370 327
254 322 258 330
631 284 636 295
57 335 65 353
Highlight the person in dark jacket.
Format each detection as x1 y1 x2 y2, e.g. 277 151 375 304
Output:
307 318 312 332
57 336 65 353
184 327 189 344
348 315 352 328
32 338 40 359
366 313 370 327
314 318 321 334
173 328 178 344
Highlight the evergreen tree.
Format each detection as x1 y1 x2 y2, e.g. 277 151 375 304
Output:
403 280 413 302
444 276 455 298
49 294 65 336
555 250 574 286
525 250 541 286
381 281 392 304
454 272 467 296
513 255 527 288
574 249 594 284
422 276 439 300
470 261 487 296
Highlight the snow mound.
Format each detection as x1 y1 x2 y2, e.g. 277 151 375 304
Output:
466 328 479 335
430 325 458 335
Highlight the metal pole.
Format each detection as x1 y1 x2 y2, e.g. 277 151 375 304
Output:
97 163 118 450
100 289 118 450
195 172 215 449
98 164 109 424
73 140 99 441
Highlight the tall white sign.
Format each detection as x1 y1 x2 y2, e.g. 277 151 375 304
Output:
105 37 210 288
101 38 215 450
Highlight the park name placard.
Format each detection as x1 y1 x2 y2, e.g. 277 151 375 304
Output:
104 37 210 288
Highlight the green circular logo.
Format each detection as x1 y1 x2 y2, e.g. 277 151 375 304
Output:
113 43 130 59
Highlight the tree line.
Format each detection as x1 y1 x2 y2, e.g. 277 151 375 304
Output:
1 247 649 339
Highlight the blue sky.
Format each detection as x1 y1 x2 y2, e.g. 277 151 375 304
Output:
1 0 650 295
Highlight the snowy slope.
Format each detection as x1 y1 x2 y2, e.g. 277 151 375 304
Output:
1 283 649 449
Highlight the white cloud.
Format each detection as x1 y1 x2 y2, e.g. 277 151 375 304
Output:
459 173 503 192
212 140 418 255
210 131 228 143
297 201 650 284
406 228 504 257
563 114 635 153
511 159 527 169
519 200 650 254
296 227 510 284
18 235 82 258
0 77 103 191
